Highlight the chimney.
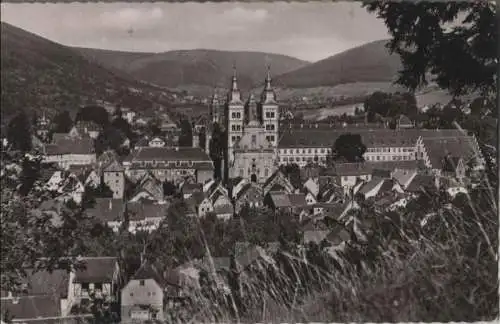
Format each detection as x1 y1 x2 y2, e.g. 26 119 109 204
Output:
109 199 112 210
300 124 303 129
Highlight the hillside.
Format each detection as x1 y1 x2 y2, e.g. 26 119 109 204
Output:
273 39 402 89
75 48 310 91
1 22 176 122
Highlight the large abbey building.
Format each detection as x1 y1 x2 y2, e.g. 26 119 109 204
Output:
207 67 279 184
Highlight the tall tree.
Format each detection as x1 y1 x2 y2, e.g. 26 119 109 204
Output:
75 105 110 127
364 1 497 97
331 133 366 163
7 111 32 152
51 110 73 134
209 123 226 180
178 119 193 147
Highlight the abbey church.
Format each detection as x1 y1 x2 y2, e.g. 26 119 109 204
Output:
207 67 280 184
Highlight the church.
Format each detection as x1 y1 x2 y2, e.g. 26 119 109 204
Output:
207 67 280 184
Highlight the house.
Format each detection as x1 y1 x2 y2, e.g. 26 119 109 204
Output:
181 182 203 199
1 268 72 317
396 114 414 129
265 192 309 219
103 160 125 199
262 170 295 196
441 155 466 181
69 121 102 139
357 178 403 200
86 198 126 232
148 137 166 148
303 177 320 198
69 257 120 306
302 220 330 245
324 163 372 193
0 295 79 323
229 177 248 200
392 168 418 189
45 171 86 204
120 263 171 322
127 202 168 234
68 165 101 188
405 174 438 195
42 137 96 169
234 182 263 214
185 191 213 218
129 172 165 203
210 189 234 220
123 147 214 185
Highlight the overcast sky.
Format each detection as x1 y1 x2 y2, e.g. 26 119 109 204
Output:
1 2 390 62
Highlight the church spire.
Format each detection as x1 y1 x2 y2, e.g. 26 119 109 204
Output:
228 62 242 103
261 64 276 104
231 62 238 91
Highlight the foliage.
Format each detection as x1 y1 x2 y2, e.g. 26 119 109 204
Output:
81 183 114 209
75 105 110 127
94 126 127 156
209 123 226 180
278 164 301 190
163 181 177 197
364 91 417 122
7 111 32 152
0 153 104 293
51 110 73 134
363 1 497 97
330 133 366 163
178 118 193 147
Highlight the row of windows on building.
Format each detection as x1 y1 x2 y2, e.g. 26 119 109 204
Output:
231 135 242 143
139 161 196 167
280 156 327 163
280 148 332 155
231 125 242 131
365 147 415 153
230 111 276 119
365 154 416 161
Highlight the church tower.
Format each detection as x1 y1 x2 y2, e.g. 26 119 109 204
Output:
225 65 245 168
259 66 279 147
210 90 221 125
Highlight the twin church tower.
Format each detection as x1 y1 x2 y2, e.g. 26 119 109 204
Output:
207 66 279 184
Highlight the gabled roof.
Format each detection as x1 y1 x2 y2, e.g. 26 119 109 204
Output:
0 295 61 320
130 262 165 287
73 257 117 283
17 269 69 298
127 202 168 221
181 182 203 194
423 136 479 169
358 178 384 196
235 182 262 201
104 160 124 172
44 137 95 155
86 198 125 223
406 174 436 193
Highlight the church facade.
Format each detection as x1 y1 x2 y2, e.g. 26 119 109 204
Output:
207 67 279 184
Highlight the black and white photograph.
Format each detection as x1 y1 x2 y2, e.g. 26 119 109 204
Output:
0 1 498 323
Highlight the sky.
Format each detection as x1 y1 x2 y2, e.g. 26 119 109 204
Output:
0 2 390 62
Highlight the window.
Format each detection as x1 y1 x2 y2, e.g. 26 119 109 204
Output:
81 283 89 290
252 135 256 144
296 149 299 154
94 283 102 290
232 112 236 118
270 136 275 142
236 112 241 118
236 125 241 131
232 125 236 131
139 280 145 286
308 149 311 153
130 293 134 297
320 149 325 153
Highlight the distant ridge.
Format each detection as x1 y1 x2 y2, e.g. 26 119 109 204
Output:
75 47 310 91
272 39 402 89
1 22 175 121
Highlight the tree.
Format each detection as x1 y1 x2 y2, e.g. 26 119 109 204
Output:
75 105 110 127
331 133 366 163
51 110 73 134
7 111 32 152
178 119 193 147
279 163 301 190
364 1 497 97
209 123 226 180
94 126 127 156
364 91 418 122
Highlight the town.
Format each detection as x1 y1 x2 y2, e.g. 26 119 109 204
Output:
1 1 498 323
1 66 496 323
